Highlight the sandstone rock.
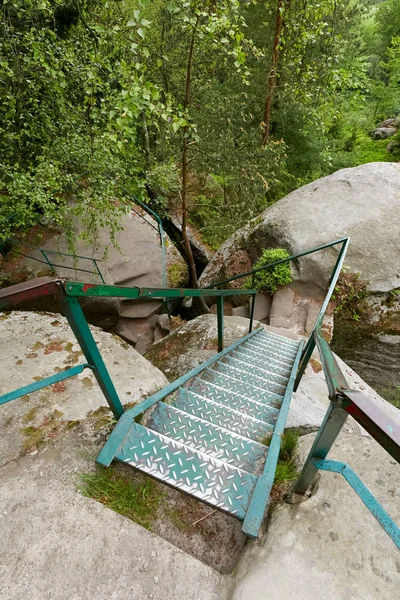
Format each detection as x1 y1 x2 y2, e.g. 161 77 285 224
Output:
157 314 171 333
210 302 233 316
1 210 188 345
253 294 271 321
232 305 250 318
269 288 294 328
304 301 321 334
378 117 399 129
198 164 400 395
229 429 400 600
288 350 400 431
199 163 400 295
144 314 261 381
0 311 168 464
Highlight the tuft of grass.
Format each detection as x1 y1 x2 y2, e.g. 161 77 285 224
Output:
78 467 163 530
273 429 300 484
274 460 298 483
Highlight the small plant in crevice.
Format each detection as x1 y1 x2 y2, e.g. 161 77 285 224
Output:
245 248 292 295
274 429 299 485
78 466 163 530
332 270 369 321
167 261 189 287
379 385 400 409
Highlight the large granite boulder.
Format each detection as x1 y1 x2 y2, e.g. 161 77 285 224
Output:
200 163 400 295
0 209 188 351
199 163 400 399
145 314 261 381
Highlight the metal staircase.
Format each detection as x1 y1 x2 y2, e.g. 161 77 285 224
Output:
2 237 398 546
97 327 303 537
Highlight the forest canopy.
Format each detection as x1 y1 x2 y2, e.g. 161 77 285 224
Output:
1 0 399 258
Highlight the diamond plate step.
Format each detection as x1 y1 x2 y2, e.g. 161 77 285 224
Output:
221 355 289 385
245 337 298 359
116 422 257 518
241 341 295 366
148 402 267 473
213 362 287 396
174 389 274 441
229 348 292 377
200 368 283 404
188 378 280 420
257 330 299 348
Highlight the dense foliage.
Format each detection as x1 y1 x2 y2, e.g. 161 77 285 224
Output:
1 0 399 257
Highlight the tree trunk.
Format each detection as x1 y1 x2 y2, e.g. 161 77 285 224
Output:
180 14 208 313
181 16 199 287
262 0 285 146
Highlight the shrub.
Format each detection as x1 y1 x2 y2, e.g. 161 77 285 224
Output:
246 248 292 294
332 270 369 320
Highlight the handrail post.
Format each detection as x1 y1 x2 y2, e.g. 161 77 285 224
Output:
93 259 105 284
249 274 256 334
40 249 55 273
289 398 348 500
216 295 224 352
59 295 124 419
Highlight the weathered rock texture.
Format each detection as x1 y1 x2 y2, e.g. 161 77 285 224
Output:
0 427 221 600
226 429 400 600
0 210 188 353
199 163 400 398
0 311 168 464
200 163 400 294
145 314 261 381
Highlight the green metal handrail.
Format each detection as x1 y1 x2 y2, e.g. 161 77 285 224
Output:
0 277 257 417
2 237 105 283
117 188 167 289
290 320 400 549
204 237 350 381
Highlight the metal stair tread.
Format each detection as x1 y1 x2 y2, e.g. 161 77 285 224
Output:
257 330 300 348
245 337 298 358
188 377 281 417
213 361 286 395
240 341 295 366
115 422 257 518
174 388 274 441
148 401 268 473
229 348 292 377
221 354 289 384
200 368 284 404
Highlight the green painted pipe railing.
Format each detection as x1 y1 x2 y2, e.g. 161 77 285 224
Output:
2 237 105 283
205 236 350 382
289 320 400 549
0 277 257 417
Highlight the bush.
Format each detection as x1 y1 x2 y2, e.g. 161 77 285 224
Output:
246 248 292 295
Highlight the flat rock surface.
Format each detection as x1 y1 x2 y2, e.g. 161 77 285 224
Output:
0 311 168 463
225 430 400 600
0 430 221 600
144 314 261 380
